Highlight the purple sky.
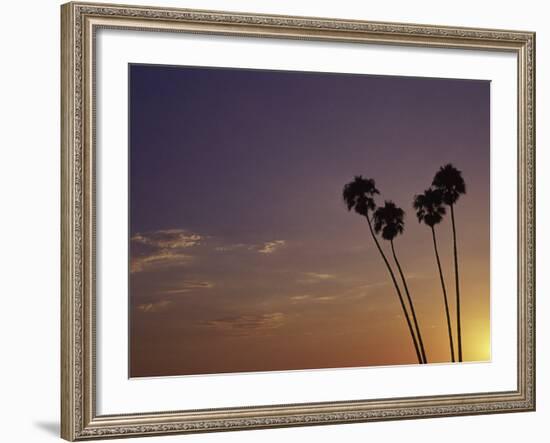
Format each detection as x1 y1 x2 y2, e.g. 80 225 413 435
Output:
129 64 490 377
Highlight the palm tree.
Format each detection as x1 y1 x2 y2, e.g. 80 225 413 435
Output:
414 188 455 362
432 164 466 362
373 201 428 364
343 177 423 364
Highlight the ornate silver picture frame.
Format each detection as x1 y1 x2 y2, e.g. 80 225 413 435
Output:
61 2 535 440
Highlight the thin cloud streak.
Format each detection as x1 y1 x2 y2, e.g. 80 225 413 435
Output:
131 228 202 273
201 313 286 336
131 250 194 273
159 280 215 295
257 240 286 254
131 229 288 273
132 229 202 249
298 272 336 284
136 300 172 313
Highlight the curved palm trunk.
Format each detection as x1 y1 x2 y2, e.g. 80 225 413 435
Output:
450 204 463 362
365 216 423 364
431 226 455 362
390 240 428 364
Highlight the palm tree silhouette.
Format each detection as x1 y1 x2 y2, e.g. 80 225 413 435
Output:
432 164 466 362
373 201 428 364
343 177 423 364
414 188 455 362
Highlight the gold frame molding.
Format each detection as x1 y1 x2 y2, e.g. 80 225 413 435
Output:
61 2 536 440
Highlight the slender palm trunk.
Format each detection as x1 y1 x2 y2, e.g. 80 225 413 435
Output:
365 216 423 364
450 204 463 362
431 226 455 362
390 240 428 364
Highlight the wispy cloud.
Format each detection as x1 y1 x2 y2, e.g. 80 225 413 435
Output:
131 228 288 273
353 282 388 297
257 240 286 254
160 280 215 295
290 294 311 302
214 243 248 252
201 313 285 336
290 293 337 303
298 272 336 284
316 295 336 301
289 280 387 305
217 240 287 255
131 229 201 273
136 300 172 313
404 273 427 281
132 229 202 249
131 250 194 273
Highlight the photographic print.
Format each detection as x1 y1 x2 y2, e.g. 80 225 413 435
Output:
129 64 490 377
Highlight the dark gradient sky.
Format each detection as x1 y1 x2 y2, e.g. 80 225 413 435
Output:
129 64 490 377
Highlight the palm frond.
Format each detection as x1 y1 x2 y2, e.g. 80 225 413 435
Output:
373 201 405 241
342 175 379 215
413 187 446 227
432 164 466 205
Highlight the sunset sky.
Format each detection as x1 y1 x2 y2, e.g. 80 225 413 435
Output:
129 64 490 377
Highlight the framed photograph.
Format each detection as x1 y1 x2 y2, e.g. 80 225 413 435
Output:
61 1 535 440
